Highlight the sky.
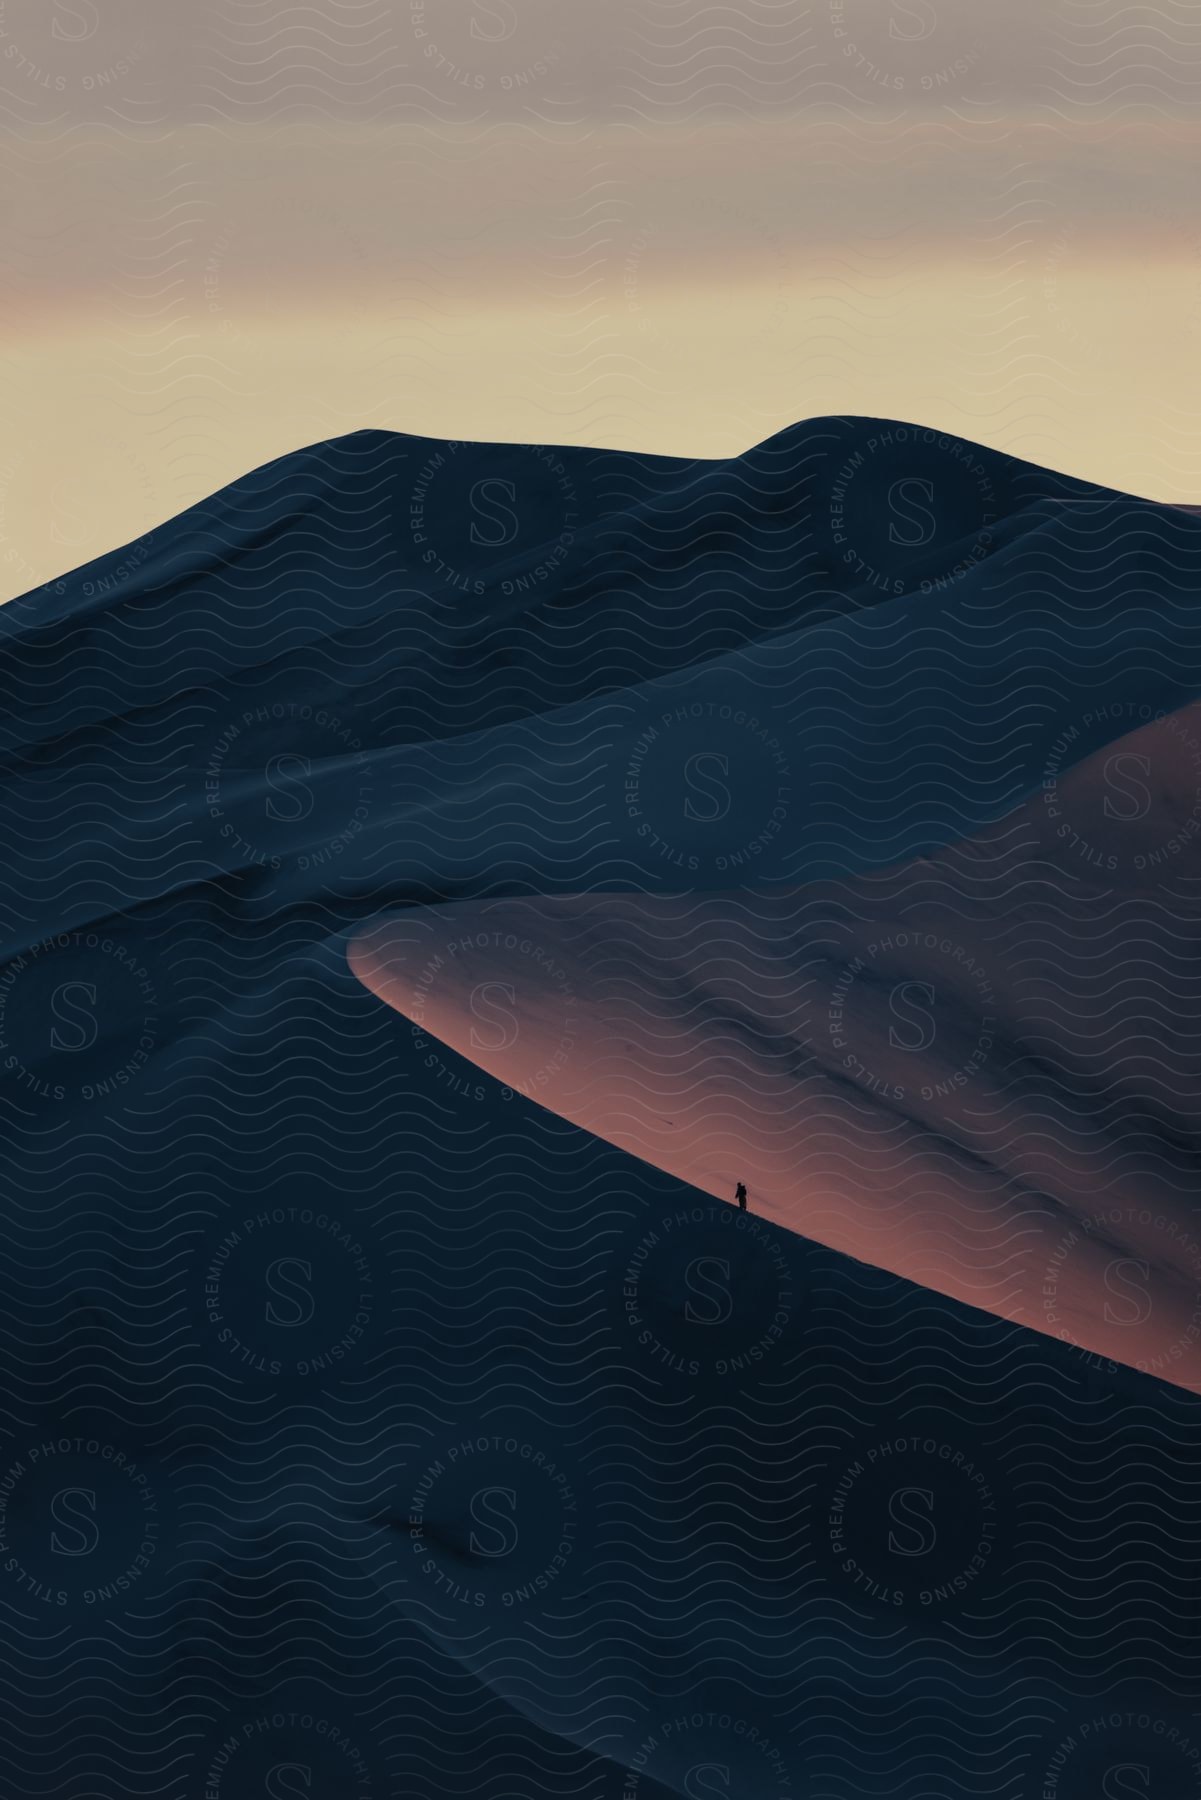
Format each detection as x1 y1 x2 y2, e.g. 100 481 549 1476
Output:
2 0 1200 599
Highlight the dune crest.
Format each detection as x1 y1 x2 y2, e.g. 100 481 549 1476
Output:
351 702 1201 1391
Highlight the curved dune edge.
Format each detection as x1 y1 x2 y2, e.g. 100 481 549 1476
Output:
350 704 1201 1394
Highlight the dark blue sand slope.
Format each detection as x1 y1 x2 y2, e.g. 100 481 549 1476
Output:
1 421 1200 1797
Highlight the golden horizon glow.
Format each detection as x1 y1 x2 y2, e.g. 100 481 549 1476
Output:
3 111 1200 598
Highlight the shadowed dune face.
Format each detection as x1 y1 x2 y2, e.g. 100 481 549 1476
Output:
4 414 1201 1409
351 703 1201 1392
5 415 1201 1791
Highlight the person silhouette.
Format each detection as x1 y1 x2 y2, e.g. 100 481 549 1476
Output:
735 1181 748 1212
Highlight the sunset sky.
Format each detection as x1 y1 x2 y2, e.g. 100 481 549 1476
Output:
2 0 1200 598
